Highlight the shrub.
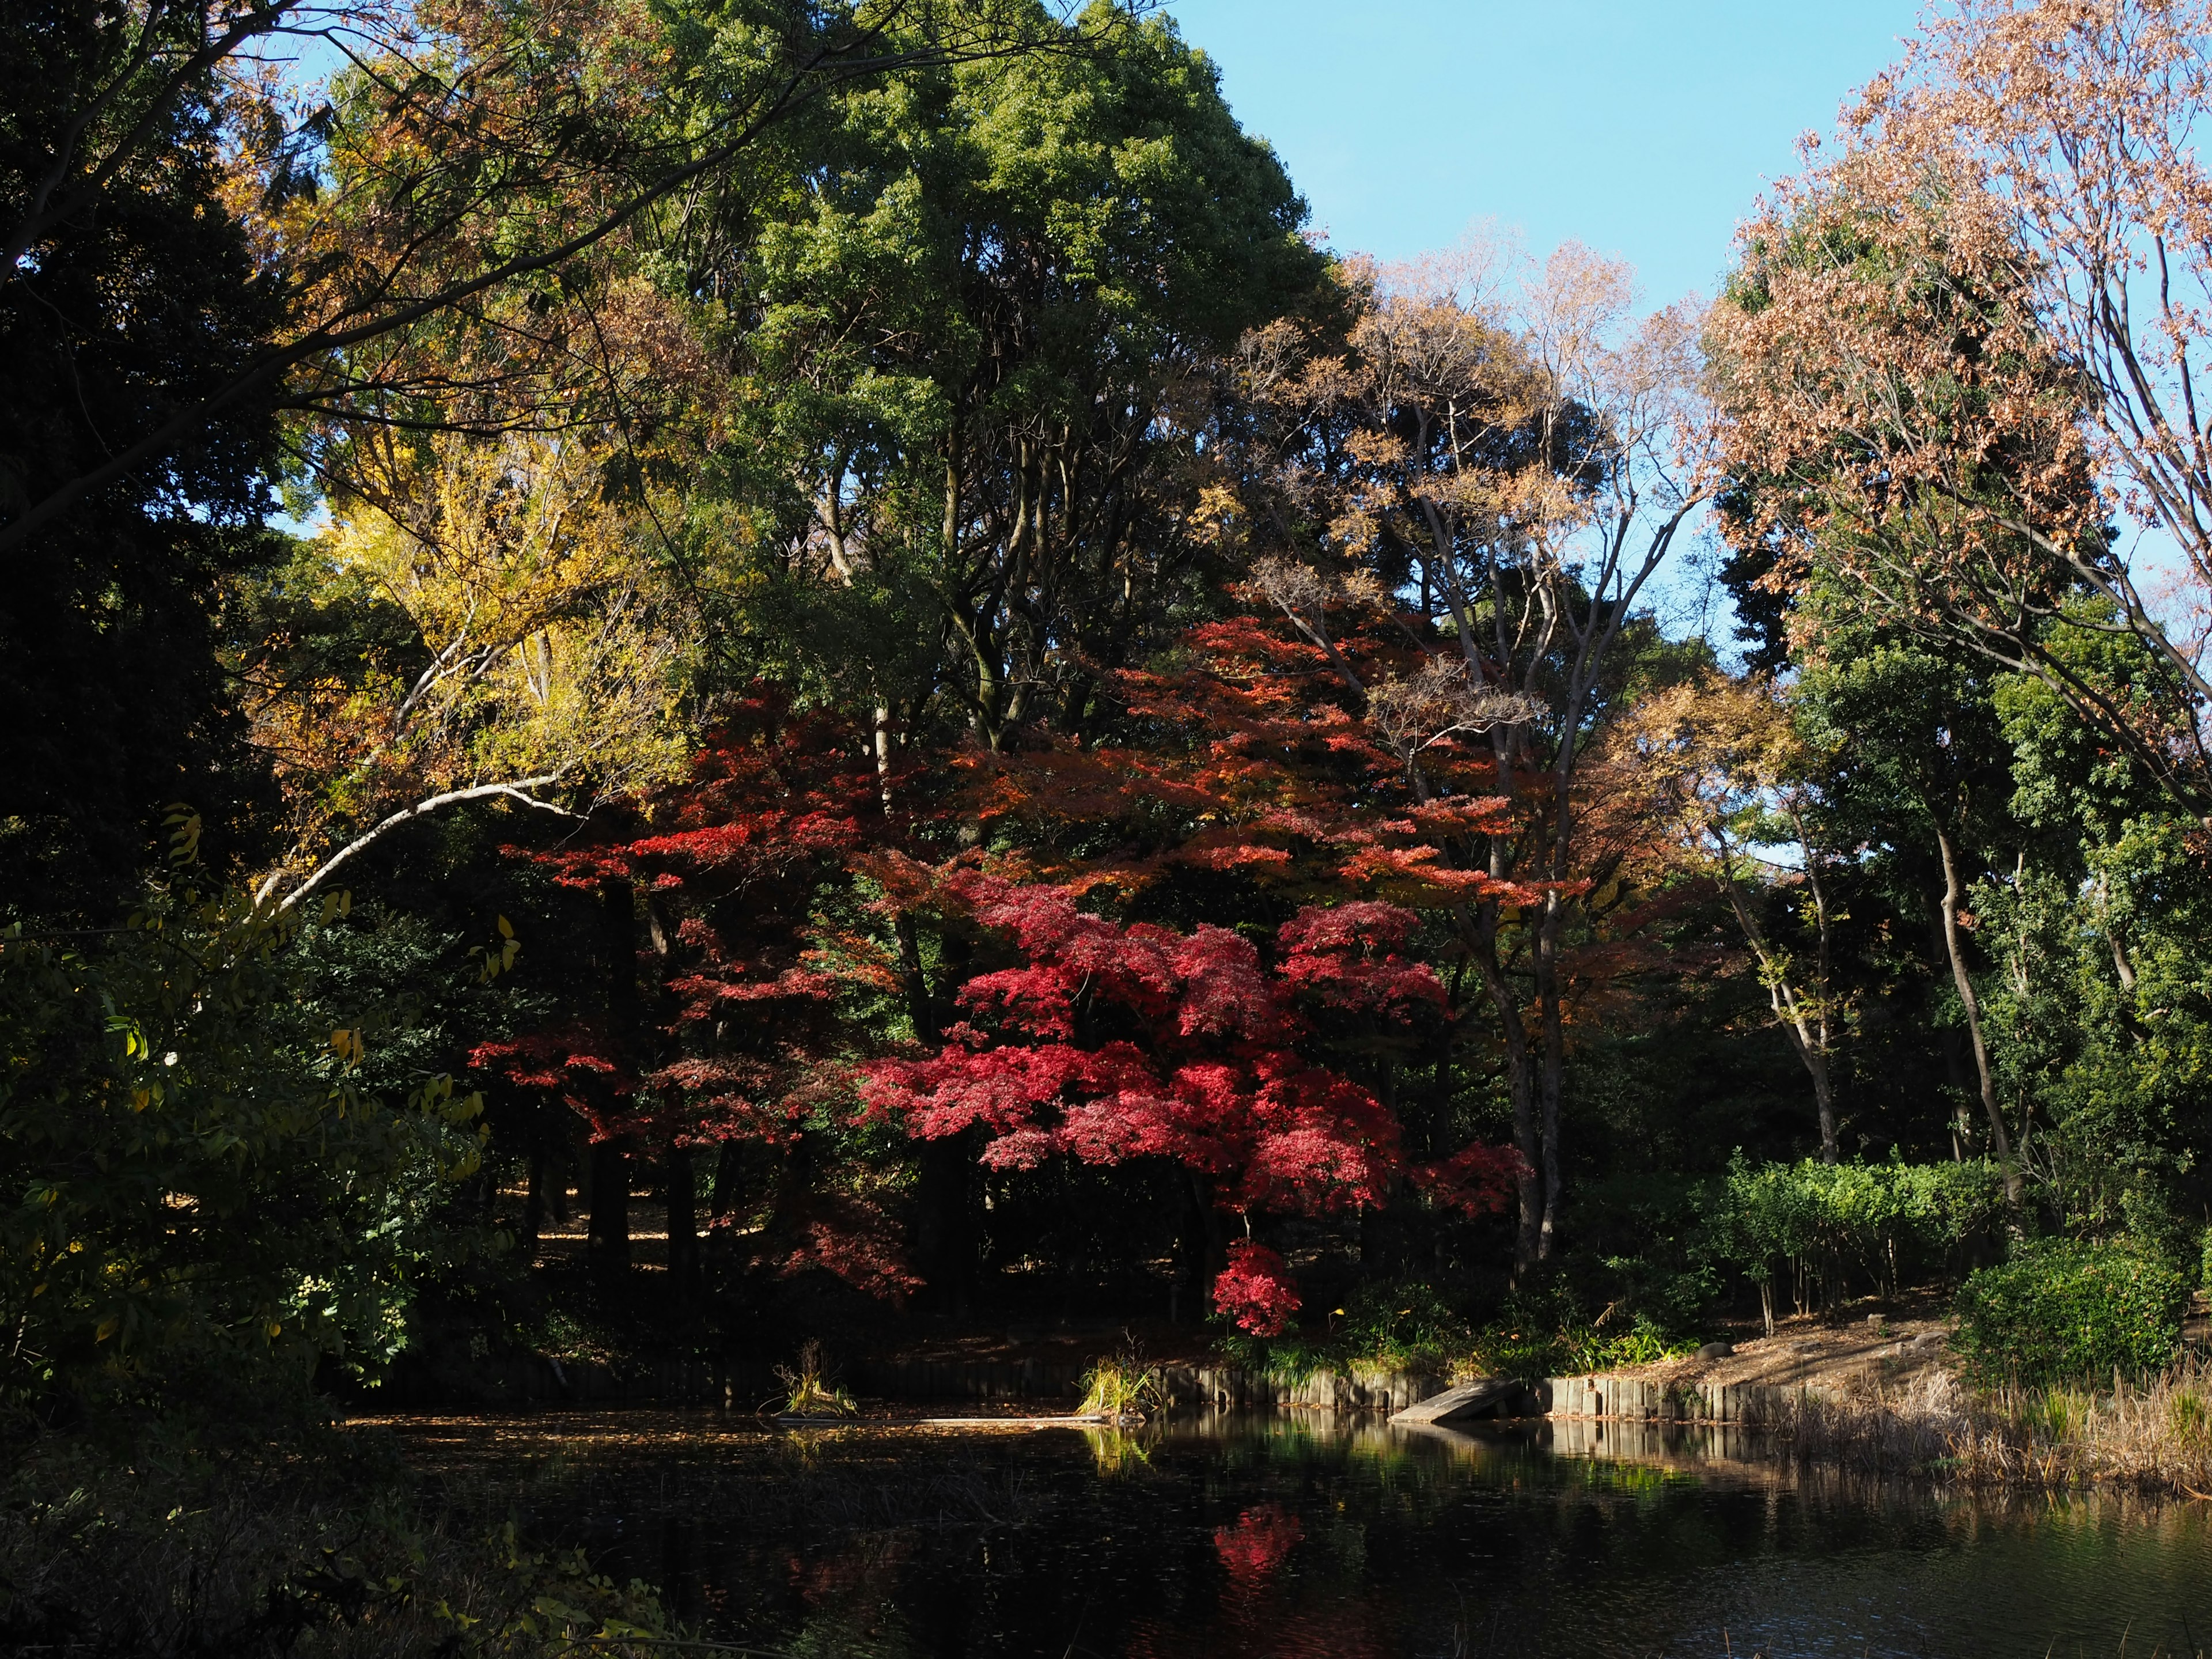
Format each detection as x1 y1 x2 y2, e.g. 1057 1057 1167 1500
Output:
1468 1315 1685 1379
1335 1280 1472 1368
0 880 482 1422
1953 1240 2188 1387
1211 1242 1300 1337
1709 1153 2003 1322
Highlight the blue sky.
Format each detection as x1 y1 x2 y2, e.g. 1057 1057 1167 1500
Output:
1165 1 1927 308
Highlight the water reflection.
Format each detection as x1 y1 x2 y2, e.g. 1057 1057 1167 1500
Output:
369 1407 2212 1658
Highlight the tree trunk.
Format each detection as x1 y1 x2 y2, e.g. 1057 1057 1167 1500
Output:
1809 1059 1838 1165
1935 822 2021 1211
710 1138 742 1222
1179 1169 1228 1317
592 878 640 1275
588 1135 631 1274
1715 840 1839 1162
1471 906 1541 1271
664 1138 697 1299
522 1141 548 1260
1535 894 1566 1261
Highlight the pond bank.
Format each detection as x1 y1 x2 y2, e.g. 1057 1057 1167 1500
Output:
359 1326 2212 1496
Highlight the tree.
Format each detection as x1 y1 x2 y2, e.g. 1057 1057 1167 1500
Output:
472 697 924 1296
1220 237 1715 1264
859 876 1514 1332
0 1 1117 919
1618 672 1844 1161
1791 630 2027 1209
1 0 1119 553
1711 0 2212 817
241 427 695 910
688 0 1324 756
0 1 287 914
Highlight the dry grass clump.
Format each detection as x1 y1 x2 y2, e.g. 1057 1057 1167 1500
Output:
775 1339 857 1419
1770 1357 2212 1492
1077 1350 1164 1423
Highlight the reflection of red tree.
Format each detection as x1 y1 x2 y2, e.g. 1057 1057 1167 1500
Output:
1213 1503 1303 1581
1122 1498 1388 1659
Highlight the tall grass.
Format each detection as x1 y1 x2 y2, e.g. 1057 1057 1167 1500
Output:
1771 1357 2212 1493
774 1339 856 1419
1077 1357 1163 1423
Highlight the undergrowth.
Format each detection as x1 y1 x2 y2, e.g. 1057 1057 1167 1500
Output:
1216 1279 1696 1381
0 1430 678 1658
1077 1353 1165 1421
1771 1357 2212 1493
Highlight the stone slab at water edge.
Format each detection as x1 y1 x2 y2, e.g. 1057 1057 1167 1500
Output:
1389 1378 1522 1425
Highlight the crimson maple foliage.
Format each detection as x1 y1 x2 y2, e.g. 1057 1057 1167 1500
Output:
861 869 1513 1330
475 698 923 1296
1210 1242 1302 1338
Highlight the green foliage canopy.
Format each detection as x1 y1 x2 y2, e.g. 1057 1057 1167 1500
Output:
0 877 483 1420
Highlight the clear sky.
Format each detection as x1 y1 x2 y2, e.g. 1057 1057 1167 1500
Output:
1165 1 1929 308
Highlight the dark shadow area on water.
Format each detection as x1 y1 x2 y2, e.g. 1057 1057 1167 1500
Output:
360 1408 2212 1658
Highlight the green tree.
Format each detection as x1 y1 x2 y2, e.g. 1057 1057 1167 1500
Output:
0 1 286 915
691 0 1324 752
0 855 483 1421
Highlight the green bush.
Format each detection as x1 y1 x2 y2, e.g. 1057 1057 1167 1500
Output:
1466 1315 1685 1379
1 877 482 1422
1709 1153 2003 1316
1952 1240 2188 1387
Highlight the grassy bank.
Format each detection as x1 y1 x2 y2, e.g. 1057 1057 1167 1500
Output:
1774 1360 2212 1493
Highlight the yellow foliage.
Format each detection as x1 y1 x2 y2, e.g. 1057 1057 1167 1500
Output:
248 429 698 886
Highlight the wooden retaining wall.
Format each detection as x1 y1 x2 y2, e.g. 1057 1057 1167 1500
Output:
1543 1373 1802 1426
846 1358 1448 1415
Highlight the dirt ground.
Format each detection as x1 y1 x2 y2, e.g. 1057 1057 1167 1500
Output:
1622 1291 2212 1394
1623 1308 1958 1393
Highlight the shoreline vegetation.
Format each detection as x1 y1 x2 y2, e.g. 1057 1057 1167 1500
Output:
1775 1362 2212 1494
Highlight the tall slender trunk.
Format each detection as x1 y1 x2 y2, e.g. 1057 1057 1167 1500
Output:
1469 903 1541 1270
590 878 638 1275
710 1138 742 1224
1935 822 2021 1212
1535 893 1566 1260
901 908 979 1309
664 1138 697 1298
1715 843 1838 1162
588 1136 630 1274
522 1142 548 1259
1794 814 1840 1163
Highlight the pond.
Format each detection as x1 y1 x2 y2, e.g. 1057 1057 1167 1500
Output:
366 1408 2212 1658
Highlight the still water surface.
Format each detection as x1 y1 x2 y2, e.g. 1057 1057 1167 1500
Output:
375 1408 2212 1657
